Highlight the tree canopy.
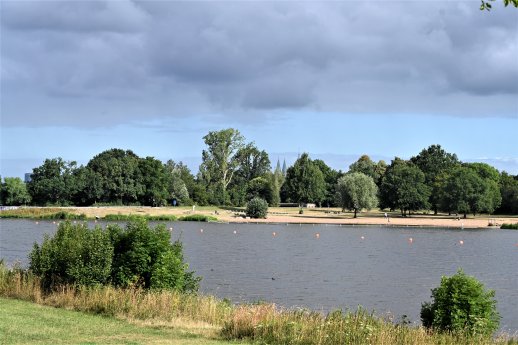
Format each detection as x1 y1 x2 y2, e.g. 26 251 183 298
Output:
335 173 378 217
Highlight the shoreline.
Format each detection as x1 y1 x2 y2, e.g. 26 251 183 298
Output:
1 206 517 229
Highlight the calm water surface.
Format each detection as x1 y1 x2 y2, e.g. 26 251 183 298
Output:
1 219 517 332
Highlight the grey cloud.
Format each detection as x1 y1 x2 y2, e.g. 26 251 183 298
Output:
1 1 517 128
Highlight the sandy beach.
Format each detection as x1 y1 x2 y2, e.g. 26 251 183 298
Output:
57 206 518 229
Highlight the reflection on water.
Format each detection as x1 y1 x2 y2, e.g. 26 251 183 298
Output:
1 219 517 331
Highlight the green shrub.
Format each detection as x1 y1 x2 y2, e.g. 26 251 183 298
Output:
421 269 500 336
501 223 518 229
178 214 217 222
108 219 200 292
29 222 113 290
246 197 268 219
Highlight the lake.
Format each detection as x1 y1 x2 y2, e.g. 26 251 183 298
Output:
1 219 517 332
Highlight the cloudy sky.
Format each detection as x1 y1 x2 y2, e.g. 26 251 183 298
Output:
1 1 517 178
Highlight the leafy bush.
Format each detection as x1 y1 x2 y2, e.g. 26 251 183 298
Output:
29 219 200 293
421 269 500 336
246 197 268 219
30 222 113 290
178 214 217 222
108 219 200 291
501 223 518 229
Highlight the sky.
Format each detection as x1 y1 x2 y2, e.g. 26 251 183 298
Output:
1 1 517 178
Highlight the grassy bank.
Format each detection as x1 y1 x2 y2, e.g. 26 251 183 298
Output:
0 264 515 345
0 297 239 345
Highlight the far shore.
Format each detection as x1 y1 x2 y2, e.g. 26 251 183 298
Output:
2 206 517 229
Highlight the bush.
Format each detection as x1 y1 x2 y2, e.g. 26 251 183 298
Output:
108 219 200 292
501 223 518 229
246 197 268 219
29 219 200 293
30 222 113 290
178 214 217 222
421 269 500 336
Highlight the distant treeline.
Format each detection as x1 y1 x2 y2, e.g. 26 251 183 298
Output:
1 128 517 216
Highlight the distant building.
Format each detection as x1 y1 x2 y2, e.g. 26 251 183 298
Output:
24 173 32 183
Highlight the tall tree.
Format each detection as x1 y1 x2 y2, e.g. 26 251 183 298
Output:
1 177 31 205
335 173 378 217
164 160 191 205
348 155 386 186
497 172 518 214
229 143 271 206
87 149 142 205
27 158 77 205
137 156 169 206
379 158 431 216
440 166 486 218
199 129 245 205
282 153 326 205
411 145 460 214
313 159 341 207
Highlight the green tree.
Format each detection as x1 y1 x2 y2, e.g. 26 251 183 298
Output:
421 269 500 336
87 149 143 205
137 156 169 206
497 172 518 214
228 143 271 206
348 155 387 186
441 165 501 217
198 129 245 205
379 159 430 216
335 173 378 218
27 158 77 205
313 159 341 207
1 177 31 205
246 176 273 204
164 160 196 204
411 145 460 214
282 153 326 205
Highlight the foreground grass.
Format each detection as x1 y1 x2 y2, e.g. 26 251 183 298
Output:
1 265 516 345
0 298 241 345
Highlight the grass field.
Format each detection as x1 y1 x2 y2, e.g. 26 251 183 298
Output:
0 297 243 345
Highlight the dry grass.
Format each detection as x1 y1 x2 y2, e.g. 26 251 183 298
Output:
1 264 516 345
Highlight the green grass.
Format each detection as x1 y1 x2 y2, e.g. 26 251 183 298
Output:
0 297 242 345
501 223 518 229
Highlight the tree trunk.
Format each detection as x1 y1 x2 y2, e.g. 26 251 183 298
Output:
434 206 438 215
354 209 357 218
463 213 467 219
